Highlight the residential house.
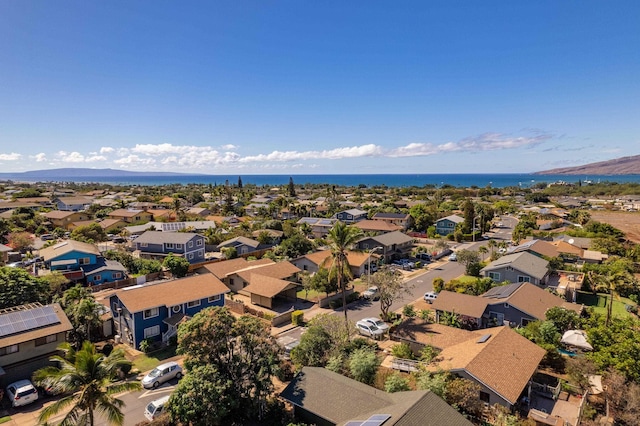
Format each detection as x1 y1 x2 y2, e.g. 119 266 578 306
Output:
0 303 73 385
335 208 368 224
197 257 273 288
371 212 413 230
53 196 93 212
39 240 128 284
185 207 211 217
280 367 473 426
217 236 264 256
251 229 284 244
297 217 338 239
430 282 583 329
352 219 402 235
108 208 153 224
44 210 92 231
230 260 300 294
434 214 464 236
109 275 229 350
98 218 127 234
355 231 414 263
507 239 559 259
480 252 551 285
124 221 219 236
134 231 206 264
392 320 545 409
0 244 12 264
291 249 379 278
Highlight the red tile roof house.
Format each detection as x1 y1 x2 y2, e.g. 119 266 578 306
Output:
109 274 229 350
392 320 545 410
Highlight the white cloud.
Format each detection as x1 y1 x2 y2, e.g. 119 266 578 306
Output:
220 144 238 150
0 152 22 161
32 153 47 162
100 146 115 154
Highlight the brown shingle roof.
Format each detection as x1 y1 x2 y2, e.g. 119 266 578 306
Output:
353 220 402 232
109 208 146 218
300 250 374 268
430 326 546 405
236 260 300 281
392 319 477 350
242 275 297 298
44 210 79 219
430 291 489 318
115 275 229 312
40 240 101 261
498 283 583 319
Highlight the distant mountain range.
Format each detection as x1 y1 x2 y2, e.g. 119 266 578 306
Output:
535 155 640 175
0 168 203 179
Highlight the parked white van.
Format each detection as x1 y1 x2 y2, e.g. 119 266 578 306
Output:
144 394 170 421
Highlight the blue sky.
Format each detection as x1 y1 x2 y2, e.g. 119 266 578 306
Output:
1 1 639 174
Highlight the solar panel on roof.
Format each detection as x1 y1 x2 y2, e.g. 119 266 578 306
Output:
0 305 61 338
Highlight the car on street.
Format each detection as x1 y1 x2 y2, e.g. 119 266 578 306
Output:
141 361 183 389
362 286 380 301
448 252 457 261
362 317 390 333
5 379 39 408
144 394 171 421
423 291 439 303
415 253 432 262
355 320 386 339
7 261 26 268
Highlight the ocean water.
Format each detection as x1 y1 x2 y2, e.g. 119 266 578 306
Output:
11 173 640 188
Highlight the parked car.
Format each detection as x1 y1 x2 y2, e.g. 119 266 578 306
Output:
362 317 390 333
40 233 55 241
141 361 183 389
362 286 380 301
355 320 386 339
144 394 171 421
423 291 439 303
5 379 39 408
415 253 432 262
7 261 26 268
448 252 457 261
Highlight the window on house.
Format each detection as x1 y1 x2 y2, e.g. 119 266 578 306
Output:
518 276 531 282
165 243 174 249
176 244 183 249
113 272 122 279
208 295 221 303
480 391 490 403
187 300 201 308
0 345 19 356
143 307 159 319
144 325 160 339
188 253 194 260
488 272 500 281
94 275 101 282
79 257 91 265
196 239 203 246
188 241 193 248
35 335 58 346
230 278 235 286
140 242 148 248
172 305 181 314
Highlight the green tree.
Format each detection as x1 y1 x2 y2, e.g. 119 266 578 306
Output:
455 249 481 275
167 364 237 426
176 307 281 423
370 268 413 320
288 176 296 197
7 231 34 252
33 341 140 426
348 347 379 385
325 222 363 331
445 377 483 416
384 373 411 393
57 285 104 346
415 370 449 398
290 325 333 367
163 253 191 278
588 267 635 326
0 266 50 308
71 223 108 243
279 233 313 258
309 267 339 297
545 306 581 334
432 277 444 293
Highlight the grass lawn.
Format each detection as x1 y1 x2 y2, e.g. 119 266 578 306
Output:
576 291 636 318
133 345 177 373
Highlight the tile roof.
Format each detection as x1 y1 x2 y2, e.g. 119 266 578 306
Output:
218 236 261 248
437 214 464 224
372 212 411 220
509 239 559 258
44 210 80 219
367 231 414 246
429 326 546 405
353 220 402 232
108 209 147 218
114 274 229 312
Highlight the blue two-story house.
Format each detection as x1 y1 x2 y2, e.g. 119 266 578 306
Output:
39 240 127 284
434 214 464 236
109 274 230 350
134 231 206 264
335 208 368 224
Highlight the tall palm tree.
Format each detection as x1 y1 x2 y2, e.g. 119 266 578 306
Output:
33 341 141 426
588 269 633 326
325 221 364 331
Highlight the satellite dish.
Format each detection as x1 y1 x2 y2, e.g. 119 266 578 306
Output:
568 238 575 244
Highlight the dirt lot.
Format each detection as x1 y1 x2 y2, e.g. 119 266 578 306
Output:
589 211 640 243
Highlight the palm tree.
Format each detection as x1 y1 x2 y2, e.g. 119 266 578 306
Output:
478 245 488 261
588 269 633 326
33 341 141 426
325 221 364 331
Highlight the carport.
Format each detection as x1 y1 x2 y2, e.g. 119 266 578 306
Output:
242 274 298 309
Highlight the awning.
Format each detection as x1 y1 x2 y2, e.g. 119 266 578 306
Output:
561 330 593 351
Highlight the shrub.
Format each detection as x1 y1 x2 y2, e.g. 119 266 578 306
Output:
139 338 153 353
403 304 416 318
291 310 305 326
418 309 432 321
391 342 415 360
385 373 411 393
